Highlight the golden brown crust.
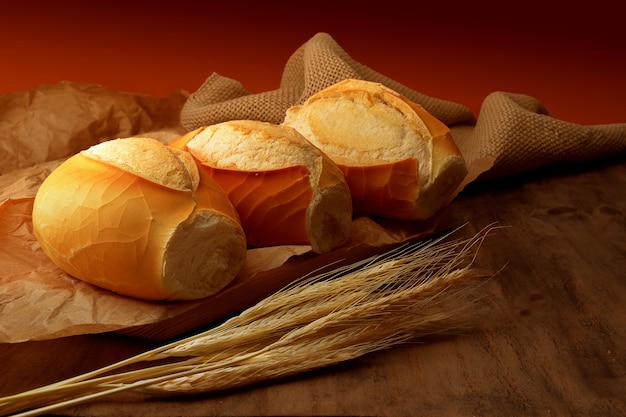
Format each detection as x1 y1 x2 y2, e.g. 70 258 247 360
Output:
181 121 352 253
283 79 467 220
32 138 247 301
83 137 196 192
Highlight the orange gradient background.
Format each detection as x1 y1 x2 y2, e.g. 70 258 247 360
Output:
1 1 624 125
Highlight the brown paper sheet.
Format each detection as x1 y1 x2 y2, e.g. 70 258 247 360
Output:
0 80 490 344
0 81 188 175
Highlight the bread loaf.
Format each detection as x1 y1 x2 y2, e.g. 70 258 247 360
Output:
32 137 247 301
171 120 353 254
283 79 467 220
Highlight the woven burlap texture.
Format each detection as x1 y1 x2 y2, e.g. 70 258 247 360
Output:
181 32 626 179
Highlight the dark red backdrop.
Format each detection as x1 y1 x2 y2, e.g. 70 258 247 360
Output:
2 1 624 125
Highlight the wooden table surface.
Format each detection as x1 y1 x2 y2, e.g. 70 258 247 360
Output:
2 3 625 415
2 154 625 416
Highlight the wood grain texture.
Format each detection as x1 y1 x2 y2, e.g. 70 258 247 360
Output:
1 155 625 416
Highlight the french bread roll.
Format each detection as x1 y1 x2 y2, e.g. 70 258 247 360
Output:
32 137 247 301
283 79 468 221
171 120 353 254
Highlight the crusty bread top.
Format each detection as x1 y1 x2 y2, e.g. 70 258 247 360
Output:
185 120 321 172
284 79 437 167
82 137 199 192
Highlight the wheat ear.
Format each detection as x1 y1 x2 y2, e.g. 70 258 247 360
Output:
0 224 498 417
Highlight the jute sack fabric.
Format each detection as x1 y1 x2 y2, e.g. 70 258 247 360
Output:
181 32 626 179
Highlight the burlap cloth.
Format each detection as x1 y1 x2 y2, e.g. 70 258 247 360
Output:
181 32 626 179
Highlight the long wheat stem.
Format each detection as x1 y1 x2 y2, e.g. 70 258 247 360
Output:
0 224 499 417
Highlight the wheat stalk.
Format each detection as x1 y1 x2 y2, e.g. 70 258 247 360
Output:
0 224 498 417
